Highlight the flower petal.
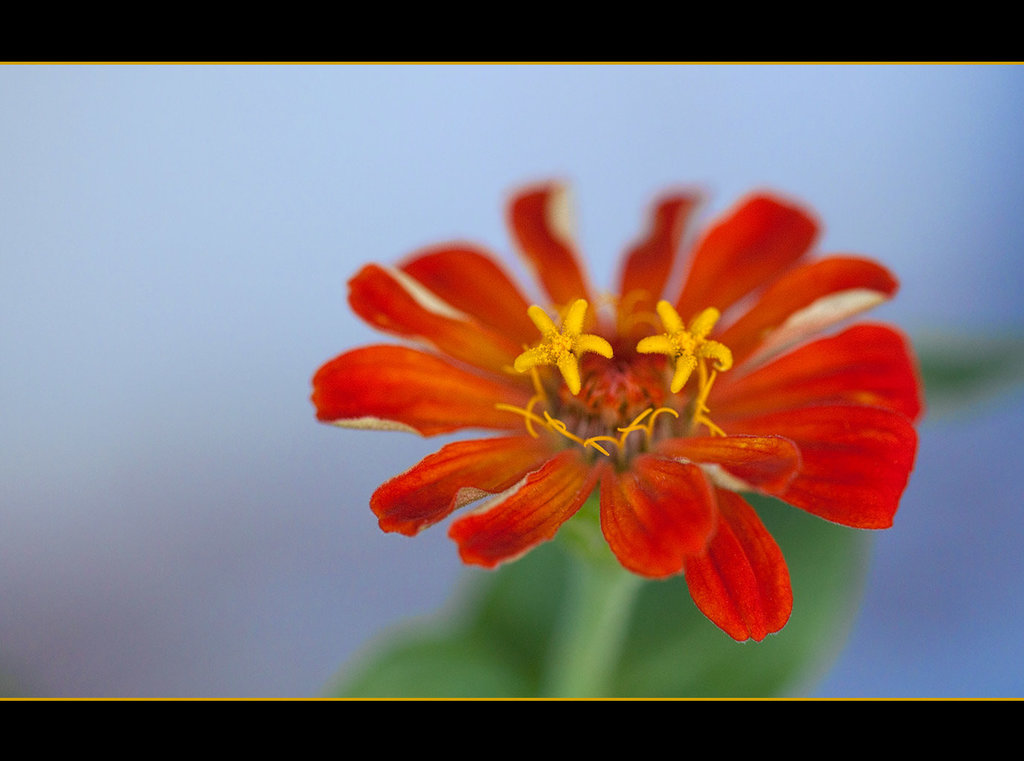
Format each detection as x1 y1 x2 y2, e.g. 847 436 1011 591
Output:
371 436 554 536
617 193 701 338
674 194 818 321
508 182 593 308
348 263 523 374
715 323 924 423
656 434 801 494
312 345 531 436
399 245 538 345
719 256 900 368
599 456 717 578
683 489 793 642
726 404 918 528
448 449 602 568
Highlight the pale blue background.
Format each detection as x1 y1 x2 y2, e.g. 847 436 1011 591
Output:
1 64 1022 697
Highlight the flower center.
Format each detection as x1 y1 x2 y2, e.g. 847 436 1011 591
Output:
498 353 679 459
500 298 734 463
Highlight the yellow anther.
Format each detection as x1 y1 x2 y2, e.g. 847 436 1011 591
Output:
513 299 613 395
636 301 733 394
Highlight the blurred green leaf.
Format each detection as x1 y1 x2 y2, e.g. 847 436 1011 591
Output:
329 494 869 698
330 542 570 698
916 333 1024 417
334 632 532 698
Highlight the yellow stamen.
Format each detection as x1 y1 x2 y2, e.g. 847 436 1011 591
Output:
523 395 545 438
699 417 727 437
644 406 681 438
495 402 682 458
495 402 550 438
513 299 613 395
692 365 726 437
543 411 614 456
635 301 733 394
617 406 654 432
616 406 680 444
527 366 547 401
582 436 617 457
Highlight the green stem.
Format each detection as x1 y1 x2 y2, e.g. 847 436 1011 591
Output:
540 553 643 698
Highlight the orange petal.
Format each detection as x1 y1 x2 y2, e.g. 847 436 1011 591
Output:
399 244 537 345
715 323 924 423
655 434 801 494
683 489 793 642
311 345 530 436
675 194 818 321
719 256 900 367
726 404 918 528
448 450 602 568
599 456 717 578
348 263 523 374
617 193 701 338
371 436 554 536
508 182 593 307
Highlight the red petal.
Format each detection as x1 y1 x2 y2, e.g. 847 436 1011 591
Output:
719 256 900 367
683 489 793 642
675 194 818 320
311 345 530 436
348 263 523 374
399 245 537 345
656 434 801 494
715 324 924 423
726 404 918 528
599 456 717 578
448 450 602 568
617 193 701 338
508 183 593 307
371 436 553 536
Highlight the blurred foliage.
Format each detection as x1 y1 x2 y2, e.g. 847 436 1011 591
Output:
915 333 1024 418
330 495 869 698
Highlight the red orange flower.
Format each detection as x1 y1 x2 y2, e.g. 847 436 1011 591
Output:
312 182 922 642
